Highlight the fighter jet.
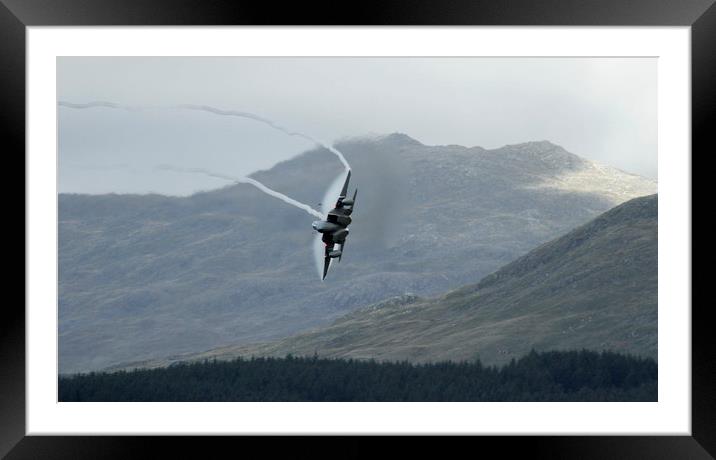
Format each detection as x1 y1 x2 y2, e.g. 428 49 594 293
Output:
312 170 357 280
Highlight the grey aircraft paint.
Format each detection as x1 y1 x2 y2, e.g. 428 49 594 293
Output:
312 170 357 280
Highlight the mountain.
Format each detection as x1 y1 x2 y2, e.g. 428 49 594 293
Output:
132 194 657 369
59 134 656 373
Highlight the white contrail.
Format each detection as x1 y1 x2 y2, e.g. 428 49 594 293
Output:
60 99 348 279
156 165 325 220
58 100 352 172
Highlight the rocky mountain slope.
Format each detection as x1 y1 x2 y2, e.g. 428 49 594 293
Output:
137 194 657 369
59 134 656 373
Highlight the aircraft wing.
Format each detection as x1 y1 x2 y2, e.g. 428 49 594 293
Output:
338 240 345 262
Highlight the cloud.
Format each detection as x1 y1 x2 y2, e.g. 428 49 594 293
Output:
58 57 657 195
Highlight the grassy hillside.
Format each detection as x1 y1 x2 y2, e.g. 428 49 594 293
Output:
149 194 657 368
60 135 656 373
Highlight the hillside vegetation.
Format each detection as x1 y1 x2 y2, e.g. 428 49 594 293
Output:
60 135 656 372
143 194 657 368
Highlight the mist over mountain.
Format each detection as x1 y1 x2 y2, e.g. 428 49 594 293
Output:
59 134 655 373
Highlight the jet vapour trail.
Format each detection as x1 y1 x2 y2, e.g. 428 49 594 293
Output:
176 104 352 172
58 100 352 172
156 165 325 220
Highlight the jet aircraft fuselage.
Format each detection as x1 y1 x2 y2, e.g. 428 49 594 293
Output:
312 170 357 280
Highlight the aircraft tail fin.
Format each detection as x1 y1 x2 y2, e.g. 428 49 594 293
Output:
339 170 351 199
322 254 330 280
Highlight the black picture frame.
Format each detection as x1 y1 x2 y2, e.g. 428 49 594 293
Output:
6 0 712 457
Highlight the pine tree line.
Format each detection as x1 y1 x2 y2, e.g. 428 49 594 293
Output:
59 349 657 402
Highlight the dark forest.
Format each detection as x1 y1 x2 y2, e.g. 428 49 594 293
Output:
59 349 657 402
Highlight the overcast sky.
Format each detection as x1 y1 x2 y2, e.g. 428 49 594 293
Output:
58 57 656 195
